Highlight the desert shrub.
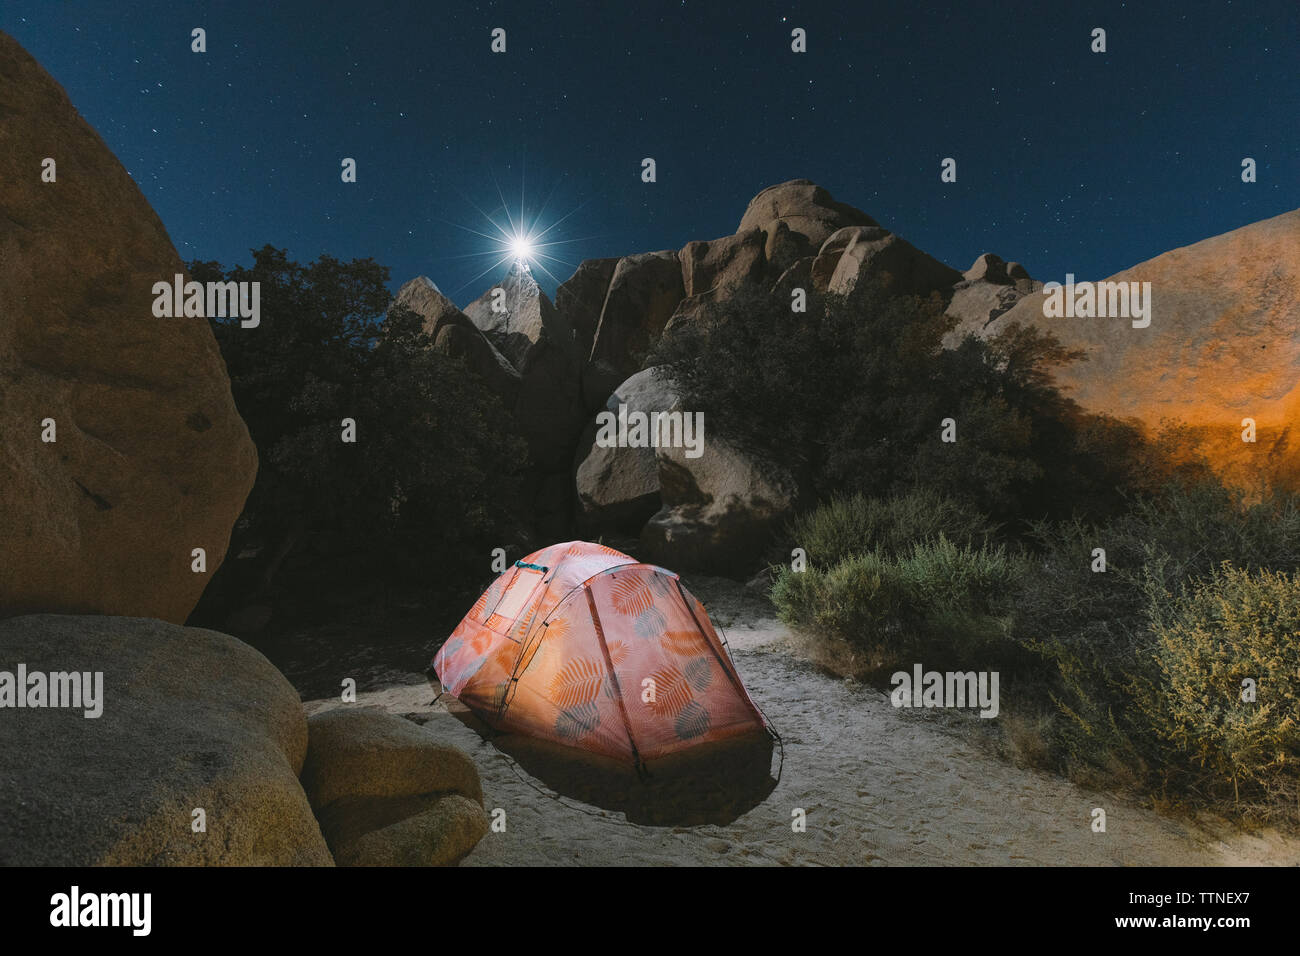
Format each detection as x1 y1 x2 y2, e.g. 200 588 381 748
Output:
772 534 1022 664
895 535 1021 621
1013 479 1300 814
788 488 998 568
1139 564 1300 805
772 549 907 654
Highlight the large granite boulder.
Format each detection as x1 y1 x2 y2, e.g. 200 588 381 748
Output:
963 252 1009 284
960 253 1040 295
585 251 685 410
653 229 771 351
574 366 679 532
0 31 257 623
737 179 877 266
301 707 488 867
394 274 470 335
322 794 488 867
944 253 1044 347
555 256 620 360
0 614 332 865
811 225 962 298
392 276 520 405
983 208 1300 489
641 437 799 578
463 263 572 373
678 228 767 299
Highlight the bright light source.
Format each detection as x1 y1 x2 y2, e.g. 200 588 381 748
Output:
510 235 534 261
448 179 590 297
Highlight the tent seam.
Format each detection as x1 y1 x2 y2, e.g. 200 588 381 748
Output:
586 585 647 777
674 579 768 730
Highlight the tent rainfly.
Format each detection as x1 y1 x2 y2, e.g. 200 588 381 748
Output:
432 541 770 773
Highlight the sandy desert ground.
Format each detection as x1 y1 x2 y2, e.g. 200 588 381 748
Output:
304 579 1299 866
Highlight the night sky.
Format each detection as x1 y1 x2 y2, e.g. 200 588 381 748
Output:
4 1 1296 305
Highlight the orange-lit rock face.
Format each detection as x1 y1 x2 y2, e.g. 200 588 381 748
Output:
986 209 1300 490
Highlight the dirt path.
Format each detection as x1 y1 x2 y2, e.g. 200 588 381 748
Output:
306 582 1298 866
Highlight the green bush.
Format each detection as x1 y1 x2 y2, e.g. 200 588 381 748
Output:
895 535 1020 619
788 488 998 568
772 532 1021 663
772 549 906 653
1012 479 1300 814
1141 564 1300 803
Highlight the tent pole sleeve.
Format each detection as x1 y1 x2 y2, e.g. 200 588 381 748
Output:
586 587 647 777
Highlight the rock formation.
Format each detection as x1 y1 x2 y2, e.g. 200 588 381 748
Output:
401 176 1300 572
464 263 575 375
405 180 1010 574
585 250 686 408
393 267 588 534
944 252 1045 347
573 366 677 532
982 209 1300 489
0 30 257 623
0 615 332 865
393 276 520 406
736 178 878 268
301 706 488 866
810 225 961 297
555 256 620 363
641 436 800 577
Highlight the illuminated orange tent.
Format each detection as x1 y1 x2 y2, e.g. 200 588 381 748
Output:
432 541 769 773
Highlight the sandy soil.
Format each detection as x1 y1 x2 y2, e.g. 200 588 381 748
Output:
304 578 1300 866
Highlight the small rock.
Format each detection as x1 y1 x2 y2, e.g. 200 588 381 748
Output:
302 707 488 866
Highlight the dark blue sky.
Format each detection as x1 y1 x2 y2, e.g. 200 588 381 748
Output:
5 1 1296 306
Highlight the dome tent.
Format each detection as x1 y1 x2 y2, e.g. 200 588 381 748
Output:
432 541 770 774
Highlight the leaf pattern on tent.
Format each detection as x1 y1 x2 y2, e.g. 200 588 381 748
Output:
684 655 714 692
600 642 630 700
633 607 667 639
564 541 626 559
544 616 570 642
516 639 542 674
645 664 693 718
661 628 705 657
457 652 490 686
607 640 630 666
610 576 655 618
518 615 566 674
489 639 520 674
555 702 601 739
674 700 711 740
548 657 606 710
478 575 505 617
512 599 540 639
